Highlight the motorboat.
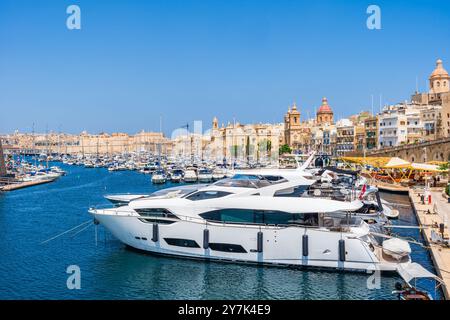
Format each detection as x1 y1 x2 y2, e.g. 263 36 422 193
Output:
212 168 226 181
170 169 184 183
89 173 424 275
197 168 213 183
183 169 198 183
151 169 167 184
392 262 444 300
104 184 209 206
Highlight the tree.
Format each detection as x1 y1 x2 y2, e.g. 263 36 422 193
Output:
279 144 292 155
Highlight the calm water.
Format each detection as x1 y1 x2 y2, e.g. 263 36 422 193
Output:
0 163 443 299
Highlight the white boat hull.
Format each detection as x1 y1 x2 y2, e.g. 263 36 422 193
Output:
91 211 404 272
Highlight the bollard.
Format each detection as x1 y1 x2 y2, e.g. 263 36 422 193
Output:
428 194 432 204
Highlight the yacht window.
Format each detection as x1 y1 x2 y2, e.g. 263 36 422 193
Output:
209 243 247 253
138 218 177 225
200 209 318 226
185 191 232 201
135 208 179 219
164 238 200 248
263 175 287 182
274 185 309 197
213 174 273 188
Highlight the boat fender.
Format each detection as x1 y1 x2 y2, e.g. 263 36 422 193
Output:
257 231 263 253
302 234 308 257
339 239 346 262
203 229 209 249
152 223 159 242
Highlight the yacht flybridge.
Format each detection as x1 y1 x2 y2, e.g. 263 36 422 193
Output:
90 171 423 275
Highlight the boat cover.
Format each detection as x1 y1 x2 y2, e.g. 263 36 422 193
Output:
383 238 411 256
397 262 442 284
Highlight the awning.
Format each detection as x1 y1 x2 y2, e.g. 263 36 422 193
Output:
411 162 445 172
384 157 411 169
397 262 442 284
340 156 411 169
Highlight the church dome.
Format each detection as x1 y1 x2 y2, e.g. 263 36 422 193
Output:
317 97 333 114
430 59 450 79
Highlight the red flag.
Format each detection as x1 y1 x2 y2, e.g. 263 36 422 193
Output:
358 184 367 200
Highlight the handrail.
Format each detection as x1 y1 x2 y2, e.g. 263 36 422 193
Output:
89 206 363 231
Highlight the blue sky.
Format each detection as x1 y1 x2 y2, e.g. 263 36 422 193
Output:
1 0 449 136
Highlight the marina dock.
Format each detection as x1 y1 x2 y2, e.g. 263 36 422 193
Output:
409 188 450 299
0 178 54 191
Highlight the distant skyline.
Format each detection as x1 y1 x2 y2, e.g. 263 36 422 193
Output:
1 0 450 136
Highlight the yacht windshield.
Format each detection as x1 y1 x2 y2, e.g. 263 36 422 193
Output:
213 174 276 188
149 184 208 197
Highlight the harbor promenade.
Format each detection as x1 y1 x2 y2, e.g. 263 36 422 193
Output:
409 187 450 299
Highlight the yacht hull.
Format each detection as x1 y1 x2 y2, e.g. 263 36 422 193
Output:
91 211 405 273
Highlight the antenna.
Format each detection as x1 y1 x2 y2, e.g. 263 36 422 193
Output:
371 94 374 116
379 94 382 113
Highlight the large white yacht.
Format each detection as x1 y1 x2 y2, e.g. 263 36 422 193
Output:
89 172 415 273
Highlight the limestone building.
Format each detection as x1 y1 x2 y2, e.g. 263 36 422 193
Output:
411 59 450 137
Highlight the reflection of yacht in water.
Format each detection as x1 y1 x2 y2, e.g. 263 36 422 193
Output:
90 168 432 278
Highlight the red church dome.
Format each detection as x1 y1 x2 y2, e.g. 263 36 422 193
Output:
318 97 333 113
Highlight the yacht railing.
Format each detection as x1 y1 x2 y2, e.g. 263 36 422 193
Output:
89 205 360 232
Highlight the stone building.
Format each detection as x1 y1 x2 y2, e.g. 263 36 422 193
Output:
364 116 378 150
172 118 284 164
411 58 450 137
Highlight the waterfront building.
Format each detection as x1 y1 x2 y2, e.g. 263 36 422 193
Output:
411 59 450 137
0 138 6 176
171 118 284 164
3 130 172 156
364 116 378 150
283 98 336 154
335 119 355 156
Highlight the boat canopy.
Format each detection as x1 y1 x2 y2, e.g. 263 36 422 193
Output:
397 263 443 285
341 157 446 172
410 162 445 172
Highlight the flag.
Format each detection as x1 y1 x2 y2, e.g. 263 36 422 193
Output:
359 184 367 200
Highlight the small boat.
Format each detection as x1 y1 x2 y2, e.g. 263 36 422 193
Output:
170 169 184 183
183 169 198 183
197 168 213 183
151 169 167 184
393 262 444 300
212 168 226 181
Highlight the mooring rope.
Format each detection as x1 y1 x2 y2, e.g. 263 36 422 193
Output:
40 220 92 245
70 222 94 238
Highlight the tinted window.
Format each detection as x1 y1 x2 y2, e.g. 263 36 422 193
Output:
209 243 247 253
138 218 177 225
135 208 178 219
274 185 309 197
164 238 200 248
200 209 318 226
185 191 232 201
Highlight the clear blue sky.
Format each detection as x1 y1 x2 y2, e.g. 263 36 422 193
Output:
1 0 449 136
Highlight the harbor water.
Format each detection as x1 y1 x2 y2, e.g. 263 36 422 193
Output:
0 163 443 299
